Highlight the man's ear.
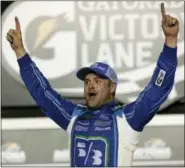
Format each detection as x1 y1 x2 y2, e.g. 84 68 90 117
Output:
110 83 116 94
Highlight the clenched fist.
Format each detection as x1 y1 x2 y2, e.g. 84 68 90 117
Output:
6 17 26 58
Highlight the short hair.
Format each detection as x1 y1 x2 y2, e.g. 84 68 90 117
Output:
108 80 116 97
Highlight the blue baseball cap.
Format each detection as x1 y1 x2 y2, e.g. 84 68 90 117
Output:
76 62 118 84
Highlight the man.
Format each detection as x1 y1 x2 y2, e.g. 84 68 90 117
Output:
6 3 179 167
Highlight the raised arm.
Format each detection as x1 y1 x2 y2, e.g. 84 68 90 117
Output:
123 3 179 132
6 17 77 131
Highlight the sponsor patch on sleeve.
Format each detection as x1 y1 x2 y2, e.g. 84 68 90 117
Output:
155 69 166 87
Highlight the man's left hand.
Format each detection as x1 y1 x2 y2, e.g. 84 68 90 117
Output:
161 3 179 48
161 3 179 38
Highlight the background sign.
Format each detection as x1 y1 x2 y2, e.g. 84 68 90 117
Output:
2 1 184 107
2 115 184 166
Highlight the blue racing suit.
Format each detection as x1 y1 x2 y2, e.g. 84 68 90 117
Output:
17 44 177 167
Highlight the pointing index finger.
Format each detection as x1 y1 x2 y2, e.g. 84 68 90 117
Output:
15 16 21 33
161 3 166 19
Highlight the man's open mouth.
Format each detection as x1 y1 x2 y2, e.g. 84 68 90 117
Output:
88 92 97 99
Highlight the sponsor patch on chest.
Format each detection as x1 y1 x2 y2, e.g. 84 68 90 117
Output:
93 120 112 127
95 126 111 131
75 125 88 132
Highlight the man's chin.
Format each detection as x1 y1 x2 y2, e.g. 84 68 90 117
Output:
86 101 99 109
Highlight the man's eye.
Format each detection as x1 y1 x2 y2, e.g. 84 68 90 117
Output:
96 80 101 84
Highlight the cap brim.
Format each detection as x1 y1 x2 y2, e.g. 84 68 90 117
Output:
76 67 108 81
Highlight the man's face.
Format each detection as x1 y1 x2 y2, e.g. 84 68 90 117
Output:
84 73 116 109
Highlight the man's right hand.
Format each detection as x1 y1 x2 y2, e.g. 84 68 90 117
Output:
6 17 26 59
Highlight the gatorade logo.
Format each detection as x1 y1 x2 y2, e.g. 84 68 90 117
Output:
2 1 184 106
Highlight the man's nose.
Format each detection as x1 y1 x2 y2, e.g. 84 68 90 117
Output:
88 82 94 89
